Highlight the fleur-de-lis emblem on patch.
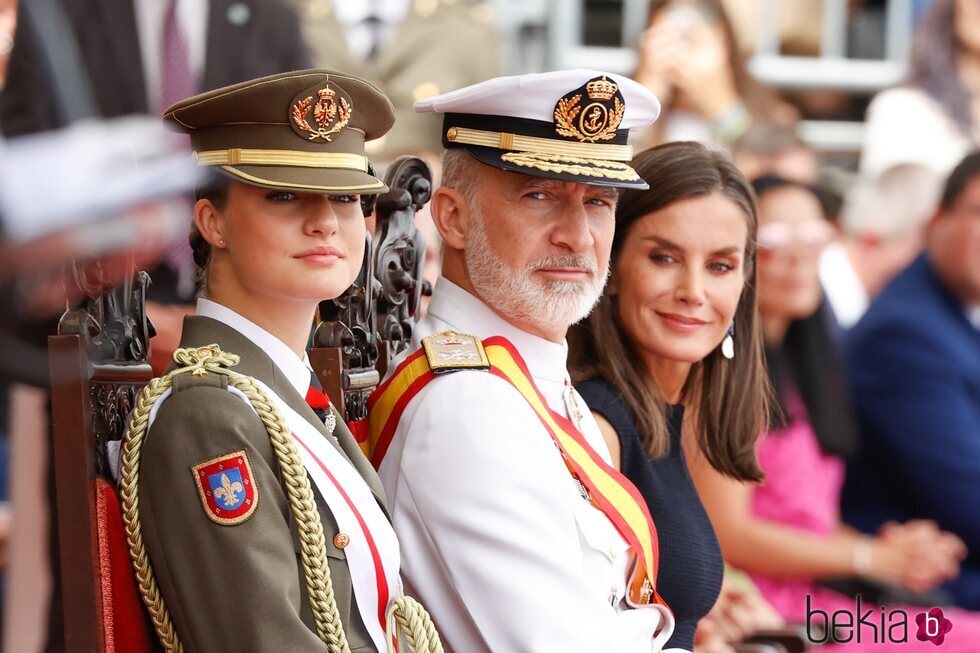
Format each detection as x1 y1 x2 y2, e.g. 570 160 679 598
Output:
192 450 258 525
212 472 244 507
290 84 352 142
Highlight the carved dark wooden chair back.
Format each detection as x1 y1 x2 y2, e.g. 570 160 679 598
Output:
311 156 432 448
47 265 156 652
42 155 432 651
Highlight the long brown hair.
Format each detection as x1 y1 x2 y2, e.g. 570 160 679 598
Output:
570 142 769 481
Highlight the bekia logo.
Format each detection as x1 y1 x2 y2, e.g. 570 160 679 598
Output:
916 608 953 646
807 595 953 646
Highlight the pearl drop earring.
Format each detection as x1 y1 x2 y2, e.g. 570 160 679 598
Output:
722 321 735 360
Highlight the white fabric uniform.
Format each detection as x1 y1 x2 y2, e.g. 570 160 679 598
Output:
378 279 677 653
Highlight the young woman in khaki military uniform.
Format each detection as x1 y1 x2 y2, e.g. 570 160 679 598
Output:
119 70 438 653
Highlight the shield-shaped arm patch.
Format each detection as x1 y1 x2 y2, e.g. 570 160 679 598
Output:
191 450 259 526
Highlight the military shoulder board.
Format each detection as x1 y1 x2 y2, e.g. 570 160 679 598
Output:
420 331 490 375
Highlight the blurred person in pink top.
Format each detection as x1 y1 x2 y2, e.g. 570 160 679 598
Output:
689 175 980 650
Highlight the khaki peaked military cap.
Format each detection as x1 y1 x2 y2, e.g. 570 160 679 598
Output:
163 69 395 194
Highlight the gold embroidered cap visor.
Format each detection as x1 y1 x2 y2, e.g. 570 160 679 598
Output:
163 70 396 194
442 112 648 190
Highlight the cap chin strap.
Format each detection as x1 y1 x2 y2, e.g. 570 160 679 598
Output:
195 148 368 171
445 125 633 161
218 166 387 193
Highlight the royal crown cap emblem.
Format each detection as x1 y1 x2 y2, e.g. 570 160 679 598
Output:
586 77 618 101
553 76 626 144
290 82 353 142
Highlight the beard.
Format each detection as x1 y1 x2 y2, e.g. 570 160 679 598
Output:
464 204 609 334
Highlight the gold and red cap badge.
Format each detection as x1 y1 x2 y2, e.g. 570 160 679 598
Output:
163 69 395 194
289 83 353 142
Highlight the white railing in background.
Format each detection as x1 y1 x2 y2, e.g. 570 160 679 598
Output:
489 0 918 153
751 0 912 92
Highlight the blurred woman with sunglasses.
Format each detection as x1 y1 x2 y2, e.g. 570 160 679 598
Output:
690 175 980 650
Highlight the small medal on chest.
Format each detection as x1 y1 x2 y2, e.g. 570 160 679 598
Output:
322 410 336 436
572 475 591 502
562 379 585 432
561 379 592 502
306 370 337 436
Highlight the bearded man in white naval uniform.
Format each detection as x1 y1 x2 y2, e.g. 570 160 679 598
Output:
371 70 682 652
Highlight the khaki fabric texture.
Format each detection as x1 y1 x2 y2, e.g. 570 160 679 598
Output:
163 69 396 193
138 316 385 652
296 1 501 160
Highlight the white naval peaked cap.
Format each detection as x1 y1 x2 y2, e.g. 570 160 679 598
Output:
414 69 661 189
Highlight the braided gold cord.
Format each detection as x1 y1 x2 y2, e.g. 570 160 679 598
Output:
120 344 443 653
386 596 444 653
118 345 349 653
227 372 350 653
119 373 184 653
499 151 640 181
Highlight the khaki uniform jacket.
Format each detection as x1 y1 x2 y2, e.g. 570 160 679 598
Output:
294 0 500 159
138 315 387 652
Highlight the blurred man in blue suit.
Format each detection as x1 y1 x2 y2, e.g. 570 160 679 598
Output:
843 151 980 609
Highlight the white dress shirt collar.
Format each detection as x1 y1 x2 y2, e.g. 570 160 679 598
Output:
195 298 313 397
425 278 570 384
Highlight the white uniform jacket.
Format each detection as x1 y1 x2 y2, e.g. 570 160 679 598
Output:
378 279 677 652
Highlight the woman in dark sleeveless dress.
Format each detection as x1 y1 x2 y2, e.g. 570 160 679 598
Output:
570 142 774 652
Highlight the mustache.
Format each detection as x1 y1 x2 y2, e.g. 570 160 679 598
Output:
528 255 599 275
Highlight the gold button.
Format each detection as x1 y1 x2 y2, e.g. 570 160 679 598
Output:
333 533 350 549
446 127 458 142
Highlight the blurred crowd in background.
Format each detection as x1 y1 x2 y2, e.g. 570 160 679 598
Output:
0 0 978 651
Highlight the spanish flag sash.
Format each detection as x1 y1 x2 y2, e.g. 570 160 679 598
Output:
365 334 667 609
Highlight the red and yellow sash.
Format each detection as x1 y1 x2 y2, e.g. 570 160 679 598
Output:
365 335 667 608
